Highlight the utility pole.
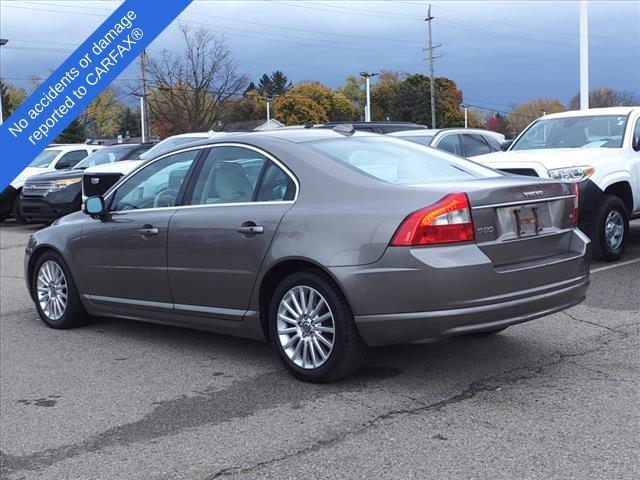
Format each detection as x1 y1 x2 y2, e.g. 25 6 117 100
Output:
463 105 468 128
140 48 149 142
0 39 8 125
425 5 441 129
579 0 589 110
360 72 379 122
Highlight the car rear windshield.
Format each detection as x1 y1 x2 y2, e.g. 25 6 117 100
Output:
29 149 62 168
309 136 498 184
512 114 629 150
75 147 134 169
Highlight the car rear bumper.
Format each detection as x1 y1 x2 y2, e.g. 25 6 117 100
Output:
330 228 591 346
353 275 588 345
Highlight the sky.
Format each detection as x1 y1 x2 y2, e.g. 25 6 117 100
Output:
1 0 639 115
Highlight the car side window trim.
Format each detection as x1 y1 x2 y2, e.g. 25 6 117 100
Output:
103 143 299 214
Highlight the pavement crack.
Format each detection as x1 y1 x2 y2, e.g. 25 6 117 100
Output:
562 311 627 335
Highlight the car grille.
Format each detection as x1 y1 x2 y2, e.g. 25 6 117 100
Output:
82 173 123 198
22 181 53 197
499 168 540 177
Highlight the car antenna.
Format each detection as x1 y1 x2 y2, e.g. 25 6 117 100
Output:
333 124 355 136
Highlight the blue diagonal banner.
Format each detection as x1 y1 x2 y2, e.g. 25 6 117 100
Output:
0 0 192 190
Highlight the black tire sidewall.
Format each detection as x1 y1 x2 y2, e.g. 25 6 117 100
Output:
32 251 85 328
268 271 360 382
592 196 628 262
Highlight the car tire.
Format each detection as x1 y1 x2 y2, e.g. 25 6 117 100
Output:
32 251 88 329
268 269 367 382
466 327 508 337
591 195 628 262
12 193 27 224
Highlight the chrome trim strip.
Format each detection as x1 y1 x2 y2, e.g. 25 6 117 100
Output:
174 303 245 319
84 294 173 310
471 194 575 210
102 142 300 208
108 200 295 216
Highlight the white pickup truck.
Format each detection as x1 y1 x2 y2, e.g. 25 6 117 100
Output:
474 107 640 261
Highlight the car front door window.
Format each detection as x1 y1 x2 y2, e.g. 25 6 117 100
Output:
461 134 492 157
110 150 199 211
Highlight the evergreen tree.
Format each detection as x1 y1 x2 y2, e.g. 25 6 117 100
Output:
55 118 86 143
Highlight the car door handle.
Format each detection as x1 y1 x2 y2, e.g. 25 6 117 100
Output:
138 226 159 236
237 224 264 235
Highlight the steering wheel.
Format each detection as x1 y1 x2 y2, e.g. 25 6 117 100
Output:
153 190 179 208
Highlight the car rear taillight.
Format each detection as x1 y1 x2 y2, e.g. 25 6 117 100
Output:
572 183 579 226
390 193 475 246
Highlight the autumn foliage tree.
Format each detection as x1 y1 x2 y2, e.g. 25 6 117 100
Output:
484 112 512 137
82 86 124 138
508 98 565 134
273 82 354 125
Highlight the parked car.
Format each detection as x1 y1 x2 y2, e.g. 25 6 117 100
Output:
82 132 221 199
18 143 155 225
390 128 506 156
25 128 590 382
0 144 102 223
316 121 426 134
473 107 640 261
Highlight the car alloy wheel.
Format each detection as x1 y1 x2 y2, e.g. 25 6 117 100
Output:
604 210 624 251
36 260 68 321
277 285 335 369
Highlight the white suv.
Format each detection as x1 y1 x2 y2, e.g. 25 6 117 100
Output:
1 144 102 223
474 107 640 261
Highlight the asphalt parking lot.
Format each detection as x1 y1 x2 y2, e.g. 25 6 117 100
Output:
1 220 639 480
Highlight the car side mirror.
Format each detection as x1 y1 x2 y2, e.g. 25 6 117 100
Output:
83 196 107 218
55 160 71 170
633 136 640 152
500 140 513 151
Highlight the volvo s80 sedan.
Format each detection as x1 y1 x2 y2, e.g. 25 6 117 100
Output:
25 128 590 382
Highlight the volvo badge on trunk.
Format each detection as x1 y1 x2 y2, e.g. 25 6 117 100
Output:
523 190 543 198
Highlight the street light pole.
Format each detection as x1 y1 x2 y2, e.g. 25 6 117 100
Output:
579 0 589 110
360 71 379 122
0 39 8 125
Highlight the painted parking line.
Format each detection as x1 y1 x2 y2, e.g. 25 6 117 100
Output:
591 256 640 274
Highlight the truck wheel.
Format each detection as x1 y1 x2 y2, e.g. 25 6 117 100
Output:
591 195 628 262
12 193 27 224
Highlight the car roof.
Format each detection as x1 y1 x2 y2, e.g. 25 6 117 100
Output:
390 128 504 137
542 107 639 120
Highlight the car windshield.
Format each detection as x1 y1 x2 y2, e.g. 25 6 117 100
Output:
139 136 209 160
309 136 499 184
29 149 62 168
75 147 134 169
512 114 629 150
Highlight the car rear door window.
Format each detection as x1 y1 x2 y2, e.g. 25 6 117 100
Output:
461 134 492 157
256 162 296 201
187 146 267 205
436 134 463 155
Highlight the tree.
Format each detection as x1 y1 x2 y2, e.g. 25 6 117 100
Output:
484 112 511 137
0 79 27 121
145 24 249 136
465 108 485 129
118 107 141 138
55 118 86 143
371 70 404 120
273 95 327 125
257 71 292 98
82 86 125 137
338 75 366 121
508 98 564 134
388 74 464 128
568 87 640 109
273 82 354 125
